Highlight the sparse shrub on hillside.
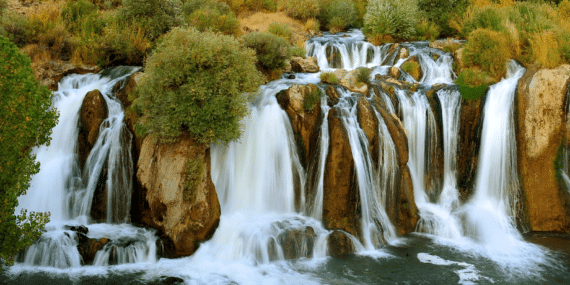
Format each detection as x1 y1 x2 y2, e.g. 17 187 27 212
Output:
319 0 358 33
119 0 183 39
418 0 469 37
279 0 320 20
304 18 320 33
268 22 292 40
528 30 562 68
186 8 240 36
224 0 278 13
462 28 510 80
414 19 440 41
133 27 265 143
184 0 232 15
462 6 507 36
62 0 97 32
364 0 420 41
242 32 292 69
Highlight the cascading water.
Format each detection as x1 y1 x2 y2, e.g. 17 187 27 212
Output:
13 67 157 268
4 30 568 284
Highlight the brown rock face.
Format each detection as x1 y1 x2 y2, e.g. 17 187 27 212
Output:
327 230 355 257
333 69 369 96
457 96 486 201
389 66 401 79
291 56 320 73
77 236 110 265
78 89 108 170
277 84 322 167
357 97 379 165
136 135 221 257
516 65 570 232
323 109 361 237
401 56 423 82
33 61 101 90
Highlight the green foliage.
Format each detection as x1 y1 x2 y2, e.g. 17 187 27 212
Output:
320 71 340 85
183 157 204 201
462 28 510 80
223 0 278 13
558 28 570 63
319 0 358 32
463 6 507 36
414 19 440 41
119 0 183 39
364 0 420 40
290 45 306 57
455 68 490 100
0 0 7 16
0 35 57 267
267 22 292 40
303 87 323 111
62 0 97 32
133 27 265 143
418 0 469 36
279 0 320 20
186 8 240 36
242 32 292 69
0 11 33 47
401 61 421 79
183 0 232 15
356 67 372 84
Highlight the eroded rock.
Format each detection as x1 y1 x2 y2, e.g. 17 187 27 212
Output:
291 56 320 73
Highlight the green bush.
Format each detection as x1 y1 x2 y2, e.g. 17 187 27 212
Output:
119 0 183 39
414 19 440 41
186 8 240 36
0 0 7 15
417 0 469 36
364 0 420 40
320 71 340 85
290 45 306 57
455 68 490 101
0 35 58 266
0 11 33 47
279 0 320 20
224 0 278 13
303 87 324 111
462 28 510 80
183 0 232 15
558 28 570 63
133 27 265 143
463 6 507 36
356 67 372 84
242 31 292 69
319 0 358 32
268 22 292 39
62 0 97 32
401 61 421 80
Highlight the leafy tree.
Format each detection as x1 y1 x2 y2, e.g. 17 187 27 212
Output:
0 35 58 268
242 32 292 69
132 27 265 143
119 0 183 40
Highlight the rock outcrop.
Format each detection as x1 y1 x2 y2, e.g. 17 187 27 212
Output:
290 56 320 73
333 69 369 95
136 135 221 257
322 109 361 237
78 89 108 170
33 61 101 90
516 65 570 232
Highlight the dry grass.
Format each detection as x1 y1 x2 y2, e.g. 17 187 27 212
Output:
529 30 562 69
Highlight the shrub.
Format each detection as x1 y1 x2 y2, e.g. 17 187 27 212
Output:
304 18 320 33
560 0 570 18
224 0 278 13
186 8 240 36
363 0 420 41
401 61 421 80
356 67 372 84
0 35 58 266
119 0 183 39
99 21 152 66
268 22 292 39
462 6 507 36
320 71 340 84
242 32 292 69
528 30 562 68
303 87 324 111
319 0 358 33
183 0 232 15
279 0 320 20
462 28 510 80
417 0 469 36
414 19 440 41
558 27 570 63
133 27 265 143
455 68 490 100
0 0 7 15
62 0 97 32
290 44 306 57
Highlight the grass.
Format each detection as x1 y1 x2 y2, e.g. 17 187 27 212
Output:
303 87 323 112
401 61 421 80
320 71 340 85
356 67 371 85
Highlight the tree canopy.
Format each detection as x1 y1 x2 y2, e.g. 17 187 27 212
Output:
0 35 58 268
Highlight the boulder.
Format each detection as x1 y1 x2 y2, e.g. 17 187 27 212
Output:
389 66 401 79
516 65 570 232
401 56 423 82
323 109 361 238
276 226 317 260
357 97 379 165
136 135 221 257
325 85 340 106
291 56 320 73
77 236 110 265
327 230 355 257
333 69 369 96
382 43 401 66
78 89 108 170
399 47 409 59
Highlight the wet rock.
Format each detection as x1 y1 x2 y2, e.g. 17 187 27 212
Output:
401 56 422 82
290 56 319 73
287 74 296 79
382 43 400 66
158 276 185 285
64 225 88 235
136 135 221 257
283 59 292 73
276 84 323 167
78 89 108 170
323 109 361 238
357 97 379 165
326 85 340 106
77 236 110 265
32 60 101 90
277 226 317 260
389 66 401 79
399 47 409 59
327 230 355 257
516 65 570 232
333 69 369 96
